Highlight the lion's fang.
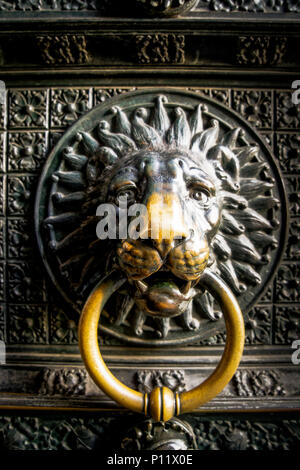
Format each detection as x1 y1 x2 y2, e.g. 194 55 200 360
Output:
135 280 148 294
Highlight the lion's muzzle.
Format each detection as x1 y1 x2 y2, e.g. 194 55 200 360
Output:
117 191 210 317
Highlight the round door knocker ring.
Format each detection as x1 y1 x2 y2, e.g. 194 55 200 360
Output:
79 269 245 422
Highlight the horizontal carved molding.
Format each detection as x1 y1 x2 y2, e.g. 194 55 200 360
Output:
0 363 299 411
0 32 298 71
1 394 300 413
4 344 297 364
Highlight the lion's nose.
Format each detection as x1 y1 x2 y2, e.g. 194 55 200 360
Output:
152 237 186 258
141 192 190 258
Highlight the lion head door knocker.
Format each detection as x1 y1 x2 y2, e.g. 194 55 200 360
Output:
35 89 287 422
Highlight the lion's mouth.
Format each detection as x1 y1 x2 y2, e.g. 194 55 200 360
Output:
133 268 200 318
117 237 209 317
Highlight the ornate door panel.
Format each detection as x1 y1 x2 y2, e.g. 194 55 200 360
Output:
0 1 300 451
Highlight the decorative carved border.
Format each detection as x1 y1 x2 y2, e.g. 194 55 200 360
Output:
0 31 297 71
0 412 300 450
0 0 299 14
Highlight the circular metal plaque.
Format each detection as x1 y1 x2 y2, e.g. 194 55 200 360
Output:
35 89 287 346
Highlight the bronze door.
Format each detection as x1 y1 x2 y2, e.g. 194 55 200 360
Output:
0 1 299 451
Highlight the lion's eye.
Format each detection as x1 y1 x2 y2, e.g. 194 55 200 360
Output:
190 188 209 204
116 188 136 205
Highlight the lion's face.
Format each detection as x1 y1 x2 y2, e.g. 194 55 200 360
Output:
104 150 221 318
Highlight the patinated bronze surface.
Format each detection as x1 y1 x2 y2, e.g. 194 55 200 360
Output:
36 89 287 345
0 0 299 451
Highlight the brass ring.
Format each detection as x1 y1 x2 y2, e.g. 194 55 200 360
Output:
79 269 245 422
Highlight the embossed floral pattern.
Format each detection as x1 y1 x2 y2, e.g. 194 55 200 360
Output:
7 262 45 302
275 263 300 302
233 90 272 128
7 175 37 216
8 132 46 171
0 0 299 11
233 369 285 397
0 417 43 450
276 133 300 173
8 90 47 128
285 221 300 260
8 304 47 344
199 0 300 12
136 370 186 393
192 88 229 106
0 416 118 450
201 0 265 11
0 0 98 10
194 419 300 450
285 177 300 216
50 308 78 344
245 306 271 344
7 219 34 258
16 0 43 9
199 332 226 345
210 88 230 106
51 88 92 127
38 368 87 395
0 415 299 450
94 88 136 105
275 306 300 344
276 92 300 129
